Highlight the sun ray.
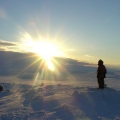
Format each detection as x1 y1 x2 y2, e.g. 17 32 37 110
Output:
50 57 77 84
46 58 55 71
17 57 41 77
18 31 76 86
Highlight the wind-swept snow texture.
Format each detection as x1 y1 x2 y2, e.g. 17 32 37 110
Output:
0 82 120 120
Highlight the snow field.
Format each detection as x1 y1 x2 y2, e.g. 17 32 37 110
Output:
0 82 120 120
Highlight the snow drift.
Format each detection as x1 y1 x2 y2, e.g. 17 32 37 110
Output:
0 83 120 120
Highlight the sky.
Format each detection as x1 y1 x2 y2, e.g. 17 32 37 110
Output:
0 0 120 67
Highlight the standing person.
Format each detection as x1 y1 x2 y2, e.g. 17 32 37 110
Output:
97 59 107 89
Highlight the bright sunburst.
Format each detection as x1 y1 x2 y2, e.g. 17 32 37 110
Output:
33 41 60 59
33 41 59 71
20 34 65 71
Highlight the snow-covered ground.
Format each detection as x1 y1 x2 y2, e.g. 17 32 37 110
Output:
0 74 120 120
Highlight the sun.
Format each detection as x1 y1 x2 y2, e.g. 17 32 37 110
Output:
21 35 65 71
33 41 61 71
34 41 59 59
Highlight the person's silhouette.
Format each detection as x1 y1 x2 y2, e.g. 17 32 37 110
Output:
97 59 107 89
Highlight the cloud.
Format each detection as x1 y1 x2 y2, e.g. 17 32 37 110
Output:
0 40 17 46
0 47 7 51
0 51 118 80
85 55 95 58
0 8 7 19
0 40 19 52
0 51 97 77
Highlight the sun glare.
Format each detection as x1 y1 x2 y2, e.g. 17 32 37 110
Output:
34 41 57 71
34 41 59 59
21 35 65 71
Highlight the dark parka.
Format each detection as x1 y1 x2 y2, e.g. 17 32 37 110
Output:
97 60 107 78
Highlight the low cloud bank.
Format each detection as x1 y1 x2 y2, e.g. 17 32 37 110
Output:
0 51 119 80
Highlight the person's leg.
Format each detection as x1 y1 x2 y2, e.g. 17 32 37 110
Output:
101 79 104 88
98 78 101 88
99 78 104 89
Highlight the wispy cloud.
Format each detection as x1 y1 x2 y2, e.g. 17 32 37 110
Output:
0 8 7 19
0 40 17 46
0 47 7 51
85 55 95 58
0 40 19 51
